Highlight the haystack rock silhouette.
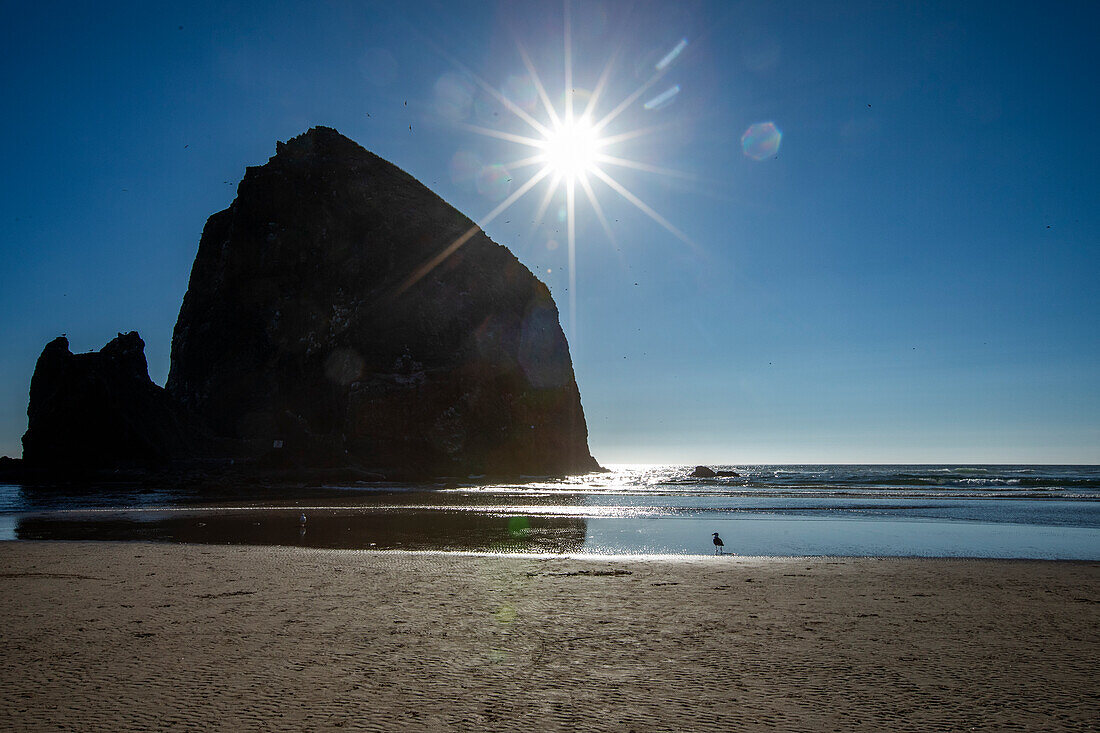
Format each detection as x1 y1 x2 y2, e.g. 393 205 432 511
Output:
23 127 600 479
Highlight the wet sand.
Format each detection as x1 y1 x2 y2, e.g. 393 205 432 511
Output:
1 542 1097 731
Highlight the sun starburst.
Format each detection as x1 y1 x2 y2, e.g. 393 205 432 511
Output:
403 3 694 341
539 115 600 181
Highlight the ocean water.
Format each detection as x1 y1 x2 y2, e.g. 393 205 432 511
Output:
1 465 1098 559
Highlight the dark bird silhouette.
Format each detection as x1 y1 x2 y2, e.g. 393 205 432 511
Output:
712 532 725 555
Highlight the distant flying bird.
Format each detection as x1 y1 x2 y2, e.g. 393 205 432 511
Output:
712 532 725 555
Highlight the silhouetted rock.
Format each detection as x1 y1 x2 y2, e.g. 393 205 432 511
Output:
19 128 599 481
165 127 598 477
0 456 21 479
21 333 216 470
691 465 718 478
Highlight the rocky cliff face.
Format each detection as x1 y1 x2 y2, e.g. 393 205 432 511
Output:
164 127 598 476
22 333 213 469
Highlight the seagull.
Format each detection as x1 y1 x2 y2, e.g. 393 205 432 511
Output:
712 532 725 555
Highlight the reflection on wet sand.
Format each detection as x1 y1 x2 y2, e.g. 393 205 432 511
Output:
14 509 588 553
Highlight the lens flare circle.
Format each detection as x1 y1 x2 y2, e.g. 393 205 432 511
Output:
741 121 782 161
539 116 599 180
476 164 513 201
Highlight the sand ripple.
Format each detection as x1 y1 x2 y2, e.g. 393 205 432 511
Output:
1 543 1097 731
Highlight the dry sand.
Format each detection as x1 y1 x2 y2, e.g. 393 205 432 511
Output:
1 542 1097 732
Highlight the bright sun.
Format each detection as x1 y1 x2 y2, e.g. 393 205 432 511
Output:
404 8 695 337
539 115 599 180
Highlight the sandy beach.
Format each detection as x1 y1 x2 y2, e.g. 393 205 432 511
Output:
1 542 1097 732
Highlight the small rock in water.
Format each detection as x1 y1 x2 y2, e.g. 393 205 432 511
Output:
690 465 740 478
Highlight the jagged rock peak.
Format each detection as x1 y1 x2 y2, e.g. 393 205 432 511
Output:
272 126 386 165
22 332 211 468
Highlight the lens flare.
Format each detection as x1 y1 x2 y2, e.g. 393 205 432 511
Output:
476 164 513 201
449 150 481 188
502 74 538 111
434 72 475 122
643 85 681 111
741 121 782 160
655 38 688 71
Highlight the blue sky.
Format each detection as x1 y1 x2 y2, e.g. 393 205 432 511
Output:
1 0 1097 463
